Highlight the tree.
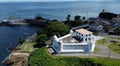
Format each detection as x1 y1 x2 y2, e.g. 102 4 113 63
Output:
36 34 48 43
83 16 86 20
115 26 120 37
104 26 111 32
37 29 47 36
74 15 81 22
102 9 105 12
116 26 120 34
71 15 83 27
99 12 117 20
64 14 72 28
47 21 70 37
36 34 48 47
66 14 71 22
35 15 45 20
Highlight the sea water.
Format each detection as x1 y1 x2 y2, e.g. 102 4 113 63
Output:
0 1 120 64
0 1 120 21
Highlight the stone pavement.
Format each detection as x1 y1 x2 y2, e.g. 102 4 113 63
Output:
94 44 120 59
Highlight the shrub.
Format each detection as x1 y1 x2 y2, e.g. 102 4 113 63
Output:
29 47 120 66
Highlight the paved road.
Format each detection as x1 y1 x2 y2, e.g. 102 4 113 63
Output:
94 44 120 59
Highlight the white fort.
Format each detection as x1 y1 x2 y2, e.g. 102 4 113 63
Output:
52 29 96 54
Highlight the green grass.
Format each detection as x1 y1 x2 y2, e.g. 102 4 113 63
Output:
96 39 107 44
108 36 120 40
94 47 99 53
109 42 120 54
29 47 120 66
16 42 38 53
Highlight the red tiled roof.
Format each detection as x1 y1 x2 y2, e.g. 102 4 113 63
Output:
76 29 92 34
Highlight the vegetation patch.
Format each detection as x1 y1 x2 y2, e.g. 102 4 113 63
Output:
109 42 120 54
47 21 70 37
29 47 120 66
96 39 107 44
94 47 99 53
16 42 38 53
99 12 117 20
28 17 120 66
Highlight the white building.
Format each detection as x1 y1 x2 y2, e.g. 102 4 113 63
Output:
52 29 97 54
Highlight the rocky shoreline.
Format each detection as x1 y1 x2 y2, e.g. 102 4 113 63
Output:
0 21 29 26
0 16 50 27
2 33 37 66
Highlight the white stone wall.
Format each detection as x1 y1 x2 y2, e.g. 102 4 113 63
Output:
61 42 93 53
74 31 94 42
52 30 96 54
58 33 72 41
52 36 60 53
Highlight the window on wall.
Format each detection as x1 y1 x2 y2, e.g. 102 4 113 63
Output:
89 38 91 41
79 33 81 35
81 38 83 41
89 34 91 36
77 32 79 35
81 34 83 36
85 38 87 41
76 32 78 36
78 36 79 38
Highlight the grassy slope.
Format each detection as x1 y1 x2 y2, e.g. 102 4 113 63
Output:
16 42 38 53
94 47 99 53
96 39 107 44
29 47 120 66
109 42 120 54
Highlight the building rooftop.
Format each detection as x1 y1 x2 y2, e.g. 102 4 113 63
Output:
59 35 91 45
60 36 80 43
76 29 92 34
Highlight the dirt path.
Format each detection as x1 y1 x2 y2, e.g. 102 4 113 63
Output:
94 44 120 59
3 52 30 66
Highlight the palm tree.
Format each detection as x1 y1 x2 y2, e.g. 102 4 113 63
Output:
83 16 86 20
66 14 71 22
102 9 105 12
74 15 81 22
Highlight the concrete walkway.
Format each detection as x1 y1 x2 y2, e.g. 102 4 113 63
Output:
94 44 120 59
